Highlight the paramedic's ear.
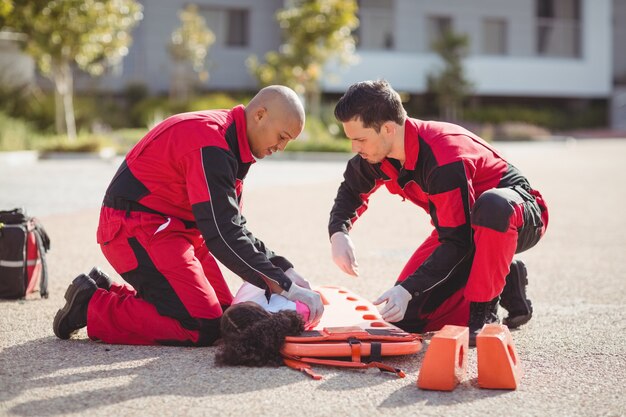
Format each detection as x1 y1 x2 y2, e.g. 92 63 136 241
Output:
330 232 359 276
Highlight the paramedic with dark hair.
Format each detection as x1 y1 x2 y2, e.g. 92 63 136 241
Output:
329 80 548 345
53 85 323 346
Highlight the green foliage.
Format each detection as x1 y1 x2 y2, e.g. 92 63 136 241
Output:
187 93 248 112
168 4 214 76
108 127 147 150
37 132 116 153
0 0 13 19
129 93 253 128
2 0 143 139
168 4 214 101
0 111 39 151
427 30 473 122
286 114 350 152
464 104 607 131
4 0 143 77
1 92 354 154
248 0 359 115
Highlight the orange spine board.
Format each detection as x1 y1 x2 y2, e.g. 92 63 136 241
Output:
281 286 422 358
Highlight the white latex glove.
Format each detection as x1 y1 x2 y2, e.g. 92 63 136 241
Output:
373 285 412 323
282 283 324 325
284 268 311 289
330 232 359 276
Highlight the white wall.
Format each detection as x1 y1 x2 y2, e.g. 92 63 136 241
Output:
83 0 613 98
614 0 626 82
91 0 282 93
323 0 612 98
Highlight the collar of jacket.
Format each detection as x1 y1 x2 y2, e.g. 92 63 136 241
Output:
402 118 420 171
231 104 256 164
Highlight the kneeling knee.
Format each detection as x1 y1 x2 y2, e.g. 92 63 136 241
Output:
471 191 513 232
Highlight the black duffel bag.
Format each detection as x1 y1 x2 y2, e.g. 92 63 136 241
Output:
0 208 50 299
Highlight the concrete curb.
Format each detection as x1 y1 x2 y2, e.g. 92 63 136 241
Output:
0 150 39 166
38 147 117 161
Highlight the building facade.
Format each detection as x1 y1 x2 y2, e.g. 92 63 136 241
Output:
94 0 614 100
2 0 624 127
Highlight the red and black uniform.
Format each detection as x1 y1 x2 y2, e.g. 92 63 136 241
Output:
329 119 549 333
88 105 294 346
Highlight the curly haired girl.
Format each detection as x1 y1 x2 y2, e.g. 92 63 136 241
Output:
215 283 314 366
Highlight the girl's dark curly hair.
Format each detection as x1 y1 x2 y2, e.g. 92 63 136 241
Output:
216 301 305 367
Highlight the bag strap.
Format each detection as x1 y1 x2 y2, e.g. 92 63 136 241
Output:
31 223 49 298
32 220 50 252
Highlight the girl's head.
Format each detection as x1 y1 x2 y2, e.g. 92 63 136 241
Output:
216 301 304 367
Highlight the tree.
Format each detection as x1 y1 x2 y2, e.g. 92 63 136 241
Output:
168 4 214 102
248 0 358 116
1 0 143 141
427 30 473 122
0 0 13 19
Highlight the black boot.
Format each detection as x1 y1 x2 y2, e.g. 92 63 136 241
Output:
500 260 533 329
53 274 98 339
88 266 113 290
468 297 499 347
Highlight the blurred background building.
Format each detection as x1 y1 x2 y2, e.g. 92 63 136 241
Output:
76 0 625 130
1 0 624 142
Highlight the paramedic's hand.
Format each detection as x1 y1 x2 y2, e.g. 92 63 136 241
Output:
374 285 412 323
282 283 324 324
285 268 311 289
330 232 359 276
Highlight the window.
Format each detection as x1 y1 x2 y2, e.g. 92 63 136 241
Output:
536 0 580 57
355 0 394 50
427 16 452 51
226 9 249 47
482 18 508 55
200 7 249 48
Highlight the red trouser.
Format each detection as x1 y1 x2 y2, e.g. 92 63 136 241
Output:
394 187 549 333
87 207 233 346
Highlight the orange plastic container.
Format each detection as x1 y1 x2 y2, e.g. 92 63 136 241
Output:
417 325 468 391
476 323 523 390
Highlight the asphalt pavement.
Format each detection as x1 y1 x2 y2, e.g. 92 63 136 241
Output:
0 139 625 417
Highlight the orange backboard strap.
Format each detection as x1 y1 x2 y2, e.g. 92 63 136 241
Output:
283 357 323 380
348 337 361 362
282 354 406 380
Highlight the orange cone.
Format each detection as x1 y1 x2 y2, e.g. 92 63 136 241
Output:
417 325 468 391
477 323 523 390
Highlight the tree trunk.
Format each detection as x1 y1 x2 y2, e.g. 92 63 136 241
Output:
170 61 191 102
52 60 77 142
306 87 321 118
54 81 64 135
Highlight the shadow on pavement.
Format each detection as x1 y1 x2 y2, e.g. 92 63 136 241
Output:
1 337 301 416
379 379 511 408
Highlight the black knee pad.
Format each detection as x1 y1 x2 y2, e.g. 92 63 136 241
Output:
471 190 514 233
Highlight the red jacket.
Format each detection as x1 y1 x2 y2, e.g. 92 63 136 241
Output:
329 118 533 295
103 105 293 293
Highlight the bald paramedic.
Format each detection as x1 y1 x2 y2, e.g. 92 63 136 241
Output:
53 85 323 346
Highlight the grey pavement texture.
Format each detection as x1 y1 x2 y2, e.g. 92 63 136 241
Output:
1 140 625 417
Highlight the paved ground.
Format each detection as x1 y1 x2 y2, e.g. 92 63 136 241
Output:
1 139 625 417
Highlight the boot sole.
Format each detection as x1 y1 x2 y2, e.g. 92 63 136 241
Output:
503 312 532 328
504 300 533 329
53 277 93 339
